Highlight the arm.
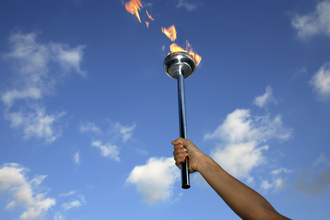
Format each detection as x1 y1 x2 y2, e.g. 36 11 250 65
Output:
172 137 290 220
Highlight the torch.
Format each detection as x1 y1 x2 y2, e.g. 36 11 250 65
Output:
164 52 196 189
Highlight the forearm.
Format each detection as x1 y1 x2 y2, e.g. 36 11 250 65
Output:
198 155 290 220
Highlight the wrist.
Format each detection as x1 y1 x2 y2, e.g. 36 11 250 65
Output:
195 153 211 173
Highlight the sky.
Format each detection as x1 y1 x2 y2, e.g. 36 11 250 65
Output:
0 0 330 219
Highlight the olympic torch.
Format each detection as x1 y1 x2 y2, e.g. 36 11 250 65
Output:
164 52 196 189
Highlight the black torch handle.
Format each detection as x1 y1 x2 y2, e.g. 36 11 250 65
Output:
177 71 190 189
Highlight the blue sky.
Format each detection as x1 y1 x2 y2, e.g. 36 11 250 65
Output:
0 0 330 219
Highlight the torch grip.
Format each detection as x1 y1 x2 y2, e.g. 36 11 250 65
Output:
177 72 190 189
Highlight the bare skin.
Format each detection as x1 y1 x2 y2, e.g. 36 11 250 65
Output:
172 137 290 220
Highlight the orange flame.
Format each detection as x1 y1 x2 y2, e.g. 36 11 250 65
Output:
161 25 177 42
170 43 186 53
123 3 201 66
145 10 154 21
125 0 142 23
169 41 202 66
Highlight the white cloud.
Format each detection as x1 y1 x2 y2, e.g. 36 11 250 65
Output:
79 122 102 134
1 31 86 142
63 200 81 210
261 180 273 190
2 88 42 108
261 178 284 192
0 163 56 220
291 0 330 38
271 167 291 176
80 121 136 160
112 122 136 143
2 32 86 108
51 43 86 77
205 109 291 143
176 0 199 11
54 213 64 220
205 109 292 180
62 195 86 210
211 142 269 179
310 62 330 100
259 168 291 192
253 85 276 108
126 157 180 204
6 105 65 143
91 141 120 162
59 190 75 197
74 152 80 167
294 153 330 197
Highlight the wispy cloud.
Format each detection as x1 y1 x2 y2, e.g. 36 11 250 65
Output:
1 31 86 142
112 122 136 143
205 109 292 180
2 31 86 108
51 43 86 77
253 85 277 108
260 168 291 192
310 62 330 100
80 121 137 160
176 0 199 11
291 0 330 39
290 67 307 82
6 105 65 143
0 163 56 220
126 157 180 204
62 195 86 210
79 122 102 134
59 190 76 197
54 212 65 220
74 151 80 168
91 141 120 162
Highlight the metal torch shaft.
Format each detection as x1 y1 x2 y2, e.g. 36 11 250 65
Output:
177 71 190 189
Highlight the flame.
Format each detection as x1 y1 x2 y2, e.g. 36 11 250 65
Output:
189 50 202 66
161 25 177 42
145 10 154 21
123 3 201 66
169 41 202 66
125 0 142 23
170 43 186 53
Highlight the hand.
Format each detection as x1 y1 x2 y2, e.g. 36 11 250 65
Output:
172 137 206 174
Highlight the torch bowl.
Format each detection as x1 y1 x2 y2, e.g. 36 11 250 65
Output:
163 52 196 79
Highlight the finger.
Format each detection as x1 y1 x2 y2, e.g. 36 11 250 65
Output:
174 150 188 159
173 146 186 156
171 137 185 146
174 151 188 165
173 144 185 150
175 156 186 168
